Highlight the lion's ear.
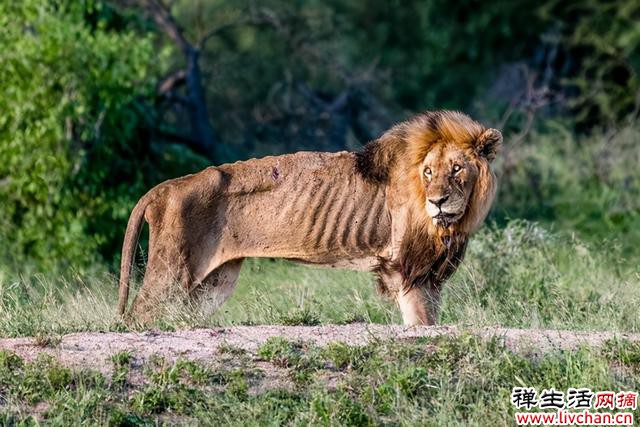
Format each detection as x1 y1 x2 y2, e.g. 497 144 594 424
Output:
475 128 502 161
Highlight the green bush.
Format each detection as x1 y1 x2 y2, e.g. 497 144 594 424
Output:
539 0 640 127
0 0 158 272
442 220 640 331
496 122 640 253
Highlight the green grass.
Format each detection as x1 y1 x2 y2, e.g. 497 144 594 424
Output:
1 334 639 425
441 220 640 331
212 258 394 326
1 126 639 423
0 220 639 337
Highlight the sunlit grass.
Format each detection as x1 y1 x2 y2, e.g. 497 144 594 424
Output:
2 334 640 425
441 221 640 332
1 221 638 337
211 259 397 326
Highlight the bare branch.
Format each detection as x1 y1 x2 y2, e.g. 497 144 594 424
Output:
327 91 350 113
157 69 187 94
141 0 193 54
138 0 219 161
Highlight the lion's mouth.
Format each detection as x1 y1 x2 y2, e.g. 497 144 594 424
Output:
432 212 458 227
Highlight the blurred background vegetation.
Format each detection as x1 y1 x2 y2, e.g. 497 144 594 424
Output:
1 0 639 276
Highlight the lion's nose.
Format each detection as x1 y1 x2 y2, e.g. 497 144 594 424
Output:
428 195 449 207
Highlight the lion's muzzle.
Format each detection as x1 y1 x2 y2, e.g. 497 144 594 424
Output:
427 196 466 227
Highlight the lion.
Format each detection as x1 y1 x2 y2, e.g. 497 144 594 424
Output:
118 110 501 326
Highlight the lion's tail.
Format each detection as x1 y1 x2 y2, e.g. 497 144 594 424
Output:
117 193 152 317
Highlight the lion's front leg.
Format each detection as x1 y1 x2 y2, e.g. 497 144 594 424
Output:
378 266 441 326
396 286 440 326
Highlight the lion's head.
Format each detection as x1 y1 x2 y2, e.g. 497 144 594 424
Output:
356 110 501 234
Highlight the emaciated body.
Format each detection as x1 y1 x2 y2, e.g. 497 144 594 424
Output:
118 110 501 326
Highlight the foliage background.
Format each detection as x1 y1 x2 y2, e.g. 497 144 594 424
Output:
0 0 638 274
2 3 640 423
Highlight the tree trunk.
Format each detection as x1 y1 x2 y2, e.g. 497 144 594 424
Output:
185 48 217 159
142 0 218 161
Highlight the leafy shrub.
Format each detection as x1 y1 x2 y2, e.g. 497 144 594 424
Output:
496 122 640 252
442 220 640 331
539 0 640 127
0 1 158 272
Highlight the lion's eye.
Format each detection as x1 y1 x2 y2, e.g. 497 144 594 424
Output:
424 168 432 180
452 164 462 173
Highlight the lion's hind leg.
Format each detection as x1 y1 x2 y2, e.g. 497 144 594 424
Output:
126 253 191 327
191 259 244 318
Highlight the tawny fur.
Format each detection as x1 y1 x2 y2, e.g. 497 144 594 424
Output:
118 110 501 326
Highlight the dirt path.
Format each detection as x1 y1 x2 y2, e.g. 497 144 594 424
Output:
2 324 639 376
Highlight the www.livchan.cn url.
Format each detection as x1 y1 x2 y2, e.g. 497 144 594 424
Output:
515 410 633 426
511 387 637 426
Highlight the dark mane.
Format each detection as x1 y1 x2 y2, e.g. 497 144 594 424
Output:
354 124 407 183
396 226 468 292
355 141 392 183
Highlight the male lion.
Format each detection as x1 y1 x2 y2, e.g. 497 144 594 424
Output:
118 110 501 326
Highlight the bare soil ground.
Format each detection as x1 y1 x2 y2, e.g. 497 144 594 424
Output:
2 324 639 378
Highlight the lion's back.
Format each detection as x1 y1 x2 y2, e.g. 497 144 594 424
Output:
217 151 353 192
